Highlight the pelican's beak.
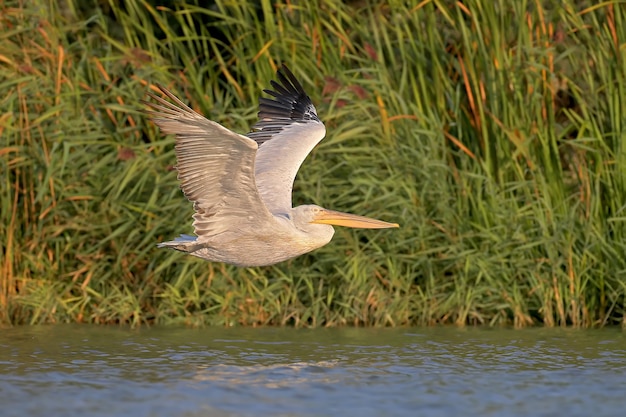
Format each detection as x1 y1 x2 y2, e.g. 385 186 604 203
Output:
311 209 399 229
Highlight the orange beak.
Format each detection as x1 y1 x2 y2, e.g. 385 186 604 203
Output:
311 209 399 229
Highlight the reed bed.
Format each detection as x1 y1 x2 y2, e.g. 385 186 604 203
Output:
1 0 625 327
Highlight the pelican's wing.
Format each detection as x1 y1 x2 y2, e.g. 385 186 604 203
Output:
144 86 274 239
247 65 326 215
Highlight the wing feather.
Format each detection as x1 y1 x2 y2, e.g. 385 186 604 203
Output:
144 86 273 239
247 65 326 214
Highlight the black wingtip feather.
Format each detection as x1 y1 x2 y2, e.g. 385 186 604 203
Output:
278 65 306 94
246 64 321 145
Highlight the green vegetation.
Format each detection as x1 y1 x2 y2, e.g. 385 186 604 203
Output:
1 0 625 327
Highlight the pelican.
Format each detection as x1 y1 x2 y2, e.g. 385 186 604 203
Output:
144 65 398 267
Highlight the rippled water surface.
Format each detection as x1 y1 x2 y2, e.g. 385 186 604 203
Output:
1 325 624 417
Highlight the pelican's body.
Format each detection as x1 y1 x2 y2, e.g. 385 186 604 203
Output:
145 65 398 267
164 205 334 266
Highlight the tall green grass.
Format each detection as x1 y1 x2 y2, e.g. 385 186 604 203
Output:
1 0 625 327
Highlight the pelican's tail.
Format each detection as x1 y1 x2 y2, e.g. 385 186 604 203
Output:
158 234 200 252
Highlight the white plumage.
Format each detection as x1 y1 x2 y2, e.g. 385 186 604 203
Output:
144 65 398 267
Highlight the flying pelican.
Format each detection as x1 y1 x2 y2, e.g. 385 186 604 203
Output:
144 65 398 267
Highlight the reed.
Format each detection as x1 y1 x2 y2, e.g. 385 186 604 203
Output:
1 0 625 327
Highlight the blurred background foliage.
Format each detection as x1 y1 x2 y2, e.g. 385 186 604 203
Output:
1 0 625 327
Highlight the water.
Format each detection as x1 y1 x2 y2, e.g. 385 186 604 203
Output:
0 325 624 417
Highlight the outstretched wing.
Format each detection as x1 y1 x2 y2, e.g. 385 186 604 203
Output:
144 86 274 239
247 65 326 215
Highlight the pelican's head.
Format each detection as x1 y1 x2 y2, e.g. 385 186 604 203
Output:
294 205 399 230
